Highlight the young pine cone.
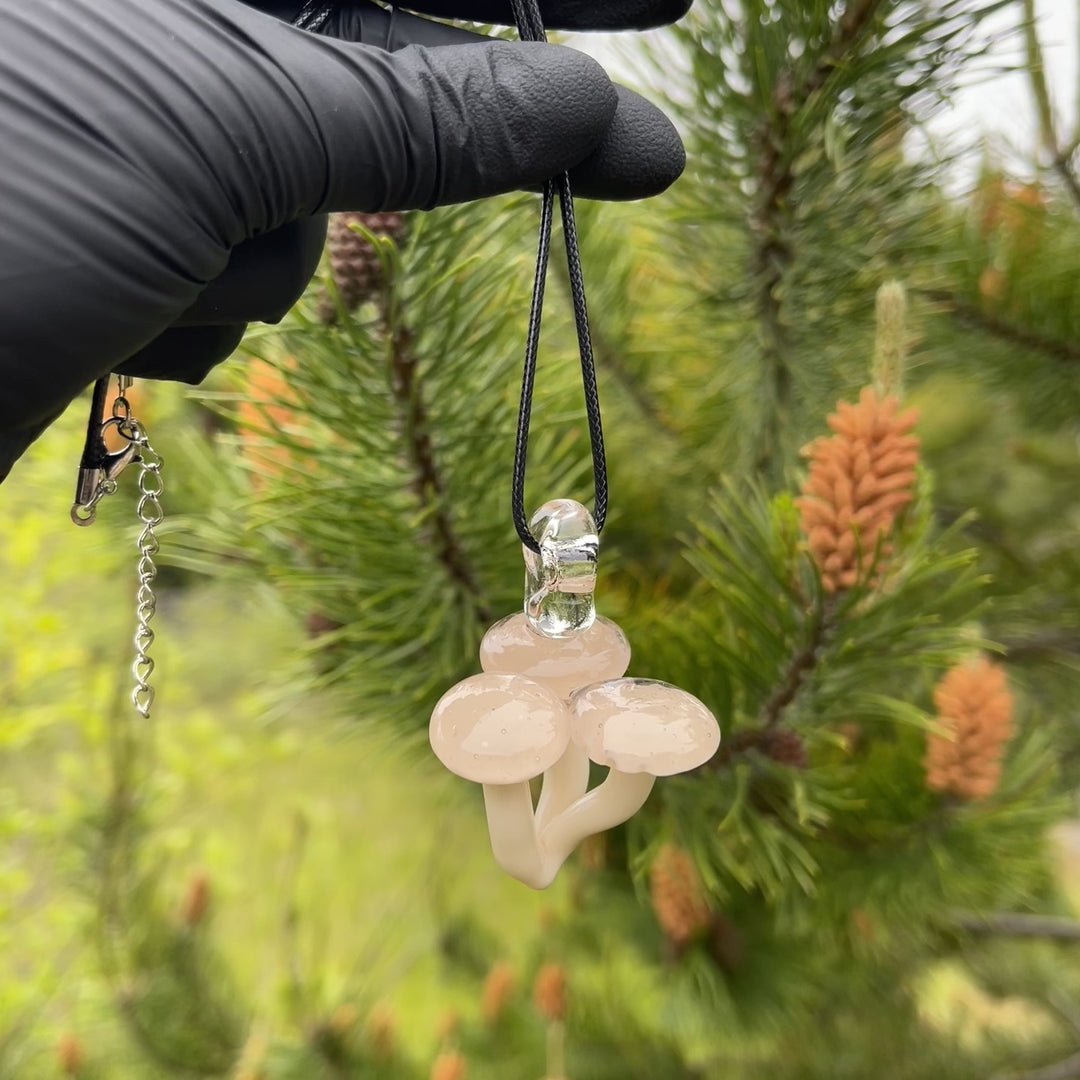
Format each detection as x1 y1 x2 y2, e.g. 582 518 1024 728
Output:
318 211 407 321
533 963 567 1022
56 1033 84 1076
925 657 1014 801
649 844 711 948
481 962 516 1024
708 913 746 974
431 1052 467 1080
727 727 808 769
760 728 809 770
797 387 919 592
180 869 211 927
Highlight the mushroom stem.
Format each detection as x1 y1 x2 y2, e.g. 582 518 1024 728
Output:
482 783 546 889
535 743 592 833
537 770 657 884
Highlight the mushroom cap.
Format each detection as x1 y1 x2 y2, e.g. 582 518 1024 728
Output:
479 613 631 699
570 678 720 776
429 672 570 785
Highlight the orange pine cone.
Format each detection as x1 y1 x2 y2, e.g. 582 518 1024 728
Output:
435 1008 460 1044
797 387 919 592
481 962 516 1024
56 1033 84 1076
649 844 711 948
330 1003 359 1037
925 657 1014 801
180 869 211 927
365 1004 395 1058
533 962 567 1021
431 1051 467 1080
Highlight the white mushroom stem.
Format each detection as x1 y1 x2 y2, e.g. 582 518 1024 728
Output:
534 743 592 833
534 769 657 887
482 783 546 889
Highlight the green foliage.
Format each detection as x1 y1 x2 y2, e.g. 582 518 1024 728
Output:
653 0 1010 478
179 197 600 734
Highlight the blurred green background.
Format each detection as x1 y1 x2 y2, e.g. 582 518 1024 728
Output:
4 1 1080 1078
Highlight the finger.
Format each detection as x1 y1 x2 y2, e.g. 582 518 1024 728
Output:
179 217 328 326
283 37 620 210
116 324 248 383
287 6 684 201
276 32 683 210
568 83 683 200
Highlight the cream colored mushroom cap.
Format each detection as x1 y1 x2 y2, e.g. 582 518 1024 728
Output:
429 672 570 785
570 678 720 776
479 613 631 699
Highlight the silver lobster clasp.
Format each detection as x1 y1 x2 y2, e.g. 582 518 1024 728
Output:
71 377 142 526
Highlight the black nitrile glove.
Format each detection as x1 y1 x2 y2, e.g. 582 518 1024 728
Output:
0 0 687 482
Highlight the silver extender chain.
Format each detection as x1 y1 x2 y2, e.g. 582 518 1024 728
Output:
128 419 164 718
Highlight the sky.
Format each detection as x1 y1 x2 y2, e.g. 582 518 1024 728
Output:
565 0 1079 192
931 0 1078 180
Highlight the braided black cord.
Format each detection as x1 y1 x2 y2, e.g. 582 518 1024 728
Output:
510 179 556 551
292 0 334 31
509 0 608 553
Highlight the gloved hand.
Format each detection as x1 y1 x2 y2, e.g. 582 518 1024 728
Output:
0 0 688 482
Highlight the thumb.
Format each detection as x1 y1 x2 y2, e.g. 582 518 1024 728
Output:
267 31 621 212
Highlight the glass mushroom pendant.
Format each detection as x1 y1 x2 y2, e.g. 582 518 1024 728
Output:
429 500 720 889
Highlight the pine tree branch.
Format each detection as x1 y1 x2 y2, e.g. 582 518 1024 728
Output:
1023 0 1058 157
950 911 1080 941
817 0 886 96
748 0 885 478
384 309 493 625
918 289 1080 364
997 629 1080 660
748 111 795 479
761 599 830 727
1052 151 1080 214
1022 0 1080 212
993 1049 1080 1080
1044 991 1080 1040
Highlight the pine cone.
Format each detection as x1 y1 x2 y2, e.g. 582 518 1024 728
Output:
873 281 907 399
533 962 567 1021
481 962 516 1024
365 1004 395 1059
727 727 808 768
232 1033 268 1080
431 1051 467 1080
925 657 1014 800
760 728 809 769
797 387 920 592
649 844 711 948
306 612 344 638
180 870 211 927
319 211 407 322
435 1009 460 1044
56 1033 84 1076
708 913 746 974
330 1004 359 1037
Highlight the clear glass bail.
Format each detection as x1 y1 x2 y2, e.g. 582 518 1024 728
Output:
523 499 598 638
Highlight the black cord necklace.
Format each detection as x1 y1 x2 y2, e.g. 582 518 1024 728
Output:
509 0 608 553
